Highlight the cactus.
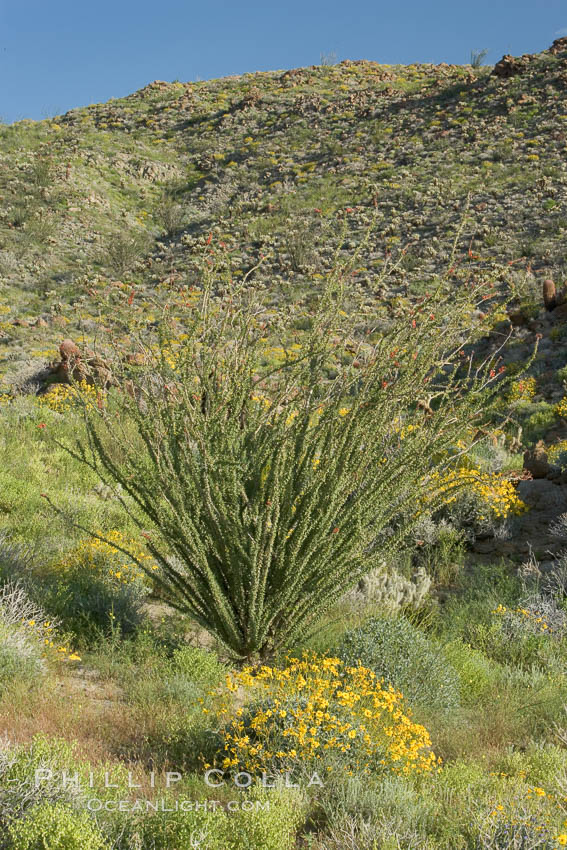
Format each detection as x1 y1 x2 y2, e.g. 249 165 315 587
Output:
543 278 567 311
354 565 431 611
543 279 557 311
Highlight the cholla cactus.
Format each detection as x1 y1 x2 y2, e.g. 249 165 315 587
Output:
355 566 432 611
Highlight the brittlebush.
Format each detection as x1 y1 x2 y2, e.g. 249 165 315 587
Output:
211 652 439 778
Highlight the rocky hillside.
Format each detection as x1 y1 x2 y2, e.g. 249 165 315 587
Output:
2 39 567 424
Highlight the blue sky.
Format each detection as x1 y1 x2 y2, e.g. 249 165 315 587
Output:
2 0 566 124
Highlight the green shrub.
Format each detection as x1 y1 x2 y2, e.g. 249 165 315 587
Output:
104 230 150 276
0 582 53 694
0 735 130 837
37 534 152 643
65 243 513 661
518 402 556 444
42 568 148 643
0 620 45 693
169 645 226 687
218 788 305 850
471 799 560 849
415 522 466 585
129 788 304 850
6 803 108 850
469 595 567 671
442 640 498 706
494 743 567 788
336 615 461 713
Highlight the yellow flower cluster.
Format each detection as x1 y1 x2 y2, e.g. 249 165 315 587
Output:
56 530 158 586
508 377 537 403
427 467 527 518
20 618 80 662
492 604 551 633
262 344 302 363
214 652 440 778
251 394 271 409
37 380 101 414
548 440 567 464
556 397 567 418
486 787 567 847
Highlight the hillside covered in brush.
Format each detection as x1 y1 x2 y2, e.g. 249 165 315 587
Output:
1 39 567 378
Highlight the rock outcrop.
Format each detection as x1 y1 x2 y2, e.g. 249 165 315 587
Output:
39 339 117 395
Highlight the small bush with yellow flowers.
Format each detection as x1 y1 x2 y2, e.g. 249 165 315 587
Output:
428 466 527 520
426 464 527 541
56 530 158 587
37 380 101 414
556 397 567 419
548 440 567 468
474 784 567 850
44 531 156 640
507 376 537 404
487 595 567 670
210 652 440 779
493 596 567 639
0 581 80 693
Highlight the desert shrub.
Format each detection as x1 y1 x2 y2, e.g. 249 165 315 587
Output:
507 376 537 404
336 615 461 713
155 196 187 238
0 537 35 585
169 644 226 687
212 652 439 779
41 532 153 642
36 380 99 415
282 221 317 271
0 619 45 693
104 230 150 276
430 465 527 542
29 154 54 188
0 582 79 692
414 522 466 586
136 787 305 850
547 441 567 469
309 757 567 849
5 803 108 850
61 237 516 660
471 798 563 849
484 595 567 670
0 736 138 849
442 640 499 706
469 440 514 475
0 737 88 837
43 571 147 643
218 788 306 850
495 743 567 789
520 401 556 444
121 649 223 710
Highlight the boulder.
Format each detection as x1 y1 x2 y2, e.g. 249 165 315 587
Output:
523 441 552 479
549 36 567 55
38 339 117 394
492 54 531 78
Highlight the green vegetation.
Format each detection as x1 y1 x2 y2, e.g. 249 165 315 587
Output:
2 38 567 849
